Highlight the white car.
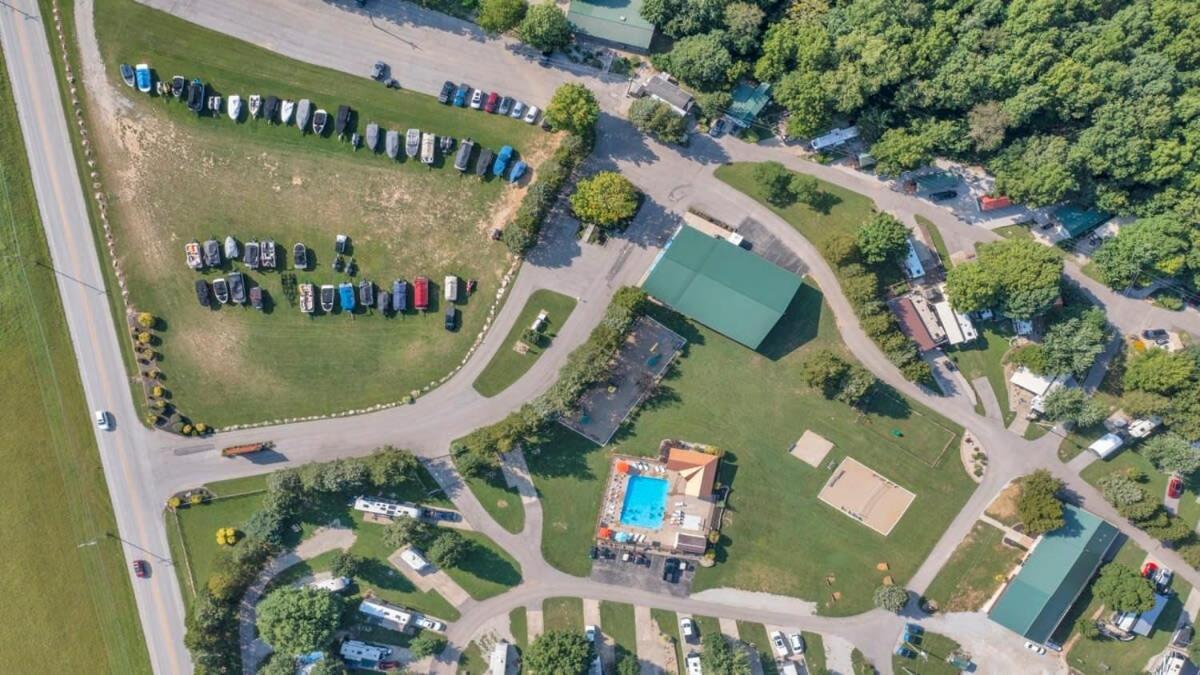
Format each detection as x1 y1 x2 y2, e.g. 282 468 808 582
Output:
680 617 695 641
1024 641 1045 655
788 632 805 653
685 654 703 675
469 89 484 110
510 100 525 119
585 625 598 642
523 105 540 124
416 616 444 631
770 631 789 657
95 410 112 431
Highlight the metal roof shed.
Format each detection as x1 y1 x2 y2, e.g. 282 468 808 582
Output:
1054 205 1111 238
988 505 1119 643
641 225 802 350
726 81 771 129
1131 593 1170 636
567 0 655 51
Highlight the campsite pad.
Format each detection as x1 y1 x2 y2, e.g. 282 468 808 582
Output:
817 457 916 536
789 430 834 467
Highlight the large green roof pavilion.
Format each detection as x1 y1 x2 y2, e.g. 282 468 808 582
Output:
641 225 801 350
988 504 1119 643
567 0 656 51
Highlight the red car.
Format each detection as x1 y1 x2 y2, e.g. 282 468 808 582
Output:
1169 476 1184 498
484 92 500 113
132 560 149 578
1142 561 1159 578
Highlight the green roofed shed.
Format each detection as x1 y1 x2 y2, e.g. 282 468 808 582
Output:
988 504 1119 643
641 225 801 350
914 172 958 192
726 82 771 129
567 0 655 51
1053 205 1111 238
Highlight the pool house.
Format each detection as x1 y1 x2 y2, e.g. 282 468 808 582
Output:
596 440 723 558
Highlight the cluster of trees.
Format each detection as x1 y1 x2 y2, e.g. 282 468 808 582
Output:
1015 470 1064 536
524 630 592 674
799 348 877 408
1093 562 1158 614
752 161 822 208
1098 469 1192 544
946 239 1063 320
258 652 346 675
1093 214 1199 291
1120 347 1200 441
1039 387 1108 428
1008 307 1110 379
729 0 1200 220
516 2 573 51
186 538 274 673
256 587 345 658
503 85 599 255
570 172 640 230
628 98 689 145
700 632 752 674
383 518 473 568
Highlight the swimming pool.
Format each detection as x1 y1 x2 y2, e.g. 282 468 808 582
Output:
619 475 668 530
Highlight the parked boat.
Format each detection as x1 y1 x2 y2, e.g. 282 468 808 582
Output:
203 239 220 267
509 160 527 183
248 94 262 118
244 240 261 268
312 108 329 135
420 133 436 165
405 128 420 158
296 99 313 131
261 240 276 269
358 280 375 307
228 272 247 304
264 95 279 122
187 79 205 113
335 105 350 137
320 284 335 312
208 95 222 114
281 99 296 124
293 242 308 270
184 240 203 270
338 282 356 311
386 130 400 159
454 138 474 172
392 279 407 313
413 276 429 310
224 236 239 259
134 63 151 93
377 289 390 315
119 64 135 88
213 277 230 304
227 95 242 121
171 75 185 98
195 279 210 306
335 234 349 255
440 135 455 154
250 286 263 310
366 123 379 151
299 283 315 314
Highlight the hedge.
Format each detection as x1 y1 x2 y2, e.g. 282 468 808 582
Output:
502 131 594 255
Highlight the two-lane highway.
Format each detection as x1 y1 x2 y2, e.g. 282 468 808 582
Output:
0 0 190 671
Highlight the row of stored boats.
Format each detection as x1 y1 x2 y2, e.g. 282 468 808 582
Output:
185 236 285 271
297 277 430 315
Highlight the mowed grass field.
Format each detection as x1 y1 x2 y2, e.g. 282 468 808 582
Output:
528 283 971 615
473 288 578 397
0 58 149 672
921 521 1024 612
93 0 552 427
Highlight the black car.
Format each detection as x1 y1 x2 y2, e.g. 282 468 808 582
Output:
929 189 958 201
444 305 457 331
438 80 456 104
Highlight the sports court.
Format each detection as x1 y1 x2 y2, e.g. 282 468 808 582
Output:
818 457 916 536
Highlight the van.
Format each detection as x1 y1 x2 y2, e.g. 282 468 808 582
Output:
444 276 459 302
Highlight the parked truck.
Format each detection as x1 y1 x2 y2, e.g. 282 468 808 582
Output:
221 442 270 458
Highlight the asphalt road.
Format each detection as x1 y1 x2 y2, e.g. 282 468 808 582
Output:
10 0 1200 672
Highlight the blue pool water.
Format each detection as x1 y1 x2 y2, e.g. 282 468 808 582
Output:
620 476 668 530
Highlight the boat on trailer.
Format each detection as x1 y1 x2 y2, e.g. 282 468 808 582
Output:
339 282 356 312
261 240 276 269
134 63 152 93
195 279 210 306
386 130 400 159
377 289 390 315
296 99 313 131
293 242 308 270
184 240 203 270
208 95 222 114
299 283 315 313
420 133 436 165
320 284 335 312
335 105 351 137
250 286 263 310
366 123 379 151
359 280 375 307
312 108 329 135
264 96 279 122
187 79 205 113
119 64 135 88
224 236 239 259
213 277 230 304
281 99 296 124
392 279 407 313
203 239 220 267
227 95 242 121
228 272 247 304
244 240 261 268
248 94 262 118
406 129 420 158
171 75 185 98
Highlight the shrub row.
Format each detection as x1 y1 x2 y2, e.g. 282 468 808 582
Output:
502 131 594 255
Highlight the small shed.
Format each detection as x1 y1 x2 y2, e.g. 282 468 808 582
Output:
725 81 771 130
913 172 958 193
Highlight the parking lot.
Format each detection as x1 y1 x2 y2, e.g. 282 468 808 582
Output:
589 547 696 598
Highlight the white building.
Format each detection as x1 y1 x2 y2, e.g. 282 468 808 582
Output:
309 576 351 593
339 640 391 665
359 598 412 632
354 496 421 520
400 547 430 572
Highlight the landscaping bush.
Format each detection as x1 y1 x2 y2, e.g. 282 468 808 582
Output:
873 585 909 613
628 98 688 144
570 172 640 230
503 131 593 255
1016 470 1064 536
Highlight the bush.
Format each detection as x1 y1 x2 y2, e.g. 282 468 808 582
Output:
1017 470 1064 536
136 312 155 328
503 132 593 255
821 233 860 266
477 0 526 33
873 585 909 613
628 98 688 145
570 172 639 229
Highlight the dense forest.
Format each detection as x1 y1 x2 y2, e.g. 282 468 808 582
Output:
640 0 1200 219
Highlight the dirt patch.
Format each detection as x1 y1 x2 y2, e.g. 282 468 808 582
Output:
985 482 1022 527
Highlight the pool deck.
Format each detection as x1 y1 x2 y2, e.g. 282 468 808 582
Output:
596 454 716 557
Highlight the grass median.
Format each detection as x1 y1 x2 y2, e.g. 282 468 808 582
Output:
474 288 578 397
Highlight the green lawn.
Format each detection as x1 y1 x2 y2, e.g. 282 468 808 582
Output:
993 224 1034 240
803 632 828 675
473 288 578 397
736 622 779 675
694 615 722 638
1082 448 1200 529
91 0 551 427
891 632 963 675
601 601 638 661
921 521 1024 612
454 451 525 535
0 53 150 673
445 530 523 600
916 216 952 268
543 597 584 633
457 642 486 675
944 324 1014 425
345 511 461 621
652 608 685 675
510 607 529 650
852 648 876 675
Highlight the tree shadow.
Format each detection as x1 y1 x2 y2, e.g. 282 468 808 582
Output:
456 539 521 588
524 428 600 485
757 284 824 361
863 384 913 420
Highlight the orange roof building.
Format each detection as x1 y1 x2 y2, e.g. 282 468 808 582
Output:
665 448 719 499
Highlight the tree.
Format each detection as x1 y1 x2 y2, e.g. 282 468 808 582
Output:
791 174 821 206
945 239 1062 319
752 161 798 207
1040 387 1107 427
722 2 764 55
699 632 750 675
1093 563 1156 614
545 84 600 135
821 233 859 266
966 101 1010 153
427 532 471 568
525 630 591 674
383 518 435 551
366 446 420 490
873 585 909 613
329 551 365 579
1143 433 1200 477
945 261 999 314
1075 616 1100 641
1017 470 1064 536
1124 349 1196 395
1040 308 1109 376
478 0 527 34
627 98 688 144
855 213 909 265
309 657 348 675
571 172 639 229
991 135 1079 207
409 633 448 659
1122 390 1172 418
517 3 571 52
1099 473 1147 507
616 656 641 675
870 127 938 176
255 587 344 656
1093 215 1191 289
655 32 732 90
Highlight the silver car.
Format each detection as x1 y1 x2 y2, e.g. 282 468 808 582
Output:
498 96 514 116
510 100 525 119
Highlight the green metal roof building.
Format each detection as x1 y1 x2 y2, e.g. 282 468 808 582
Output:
567 0 655 51
726 82 771 129
988 504 1119 643
641 225 801 350
1053 205 1111 238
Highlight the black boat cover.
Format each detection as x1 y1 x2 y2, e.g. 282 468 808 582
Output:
336 105 351 135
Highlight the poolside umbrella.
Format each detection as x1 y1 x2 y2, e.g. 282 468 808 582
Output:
616 461 630 474
598 527 613 540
